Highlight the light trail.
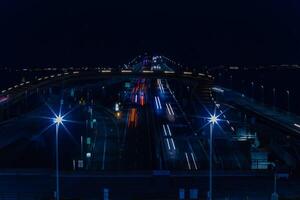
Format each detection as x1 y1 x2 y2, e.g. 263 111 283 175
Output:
163 124 168 136
163 124 176 150
166 124 172 136
168 103 175 115
191 153 198 170
212 87 224 93
157 96 162 109
294 123 300 129
170 138 176 150
135 94 138 103
157 79 165 93
185 152 191 170
166 139 171 150
166 103 174 116
155 97 159 109
140 95 145 106
166 103 171 115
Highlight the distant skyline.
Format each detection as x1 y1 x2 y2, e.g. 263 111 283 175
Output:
0 0 300 66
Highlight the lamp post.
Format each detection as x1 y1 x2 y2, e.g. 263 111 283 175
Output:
286 90 290 112
272 88 276 107
261 85 264 103
53 115 63 200
269 162 278 200
207 115 218 200
44 101 75 200
251 82 254 100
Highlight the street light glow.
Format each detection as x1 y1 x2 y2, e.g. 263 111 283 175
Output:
54 115 63 125
209 115 218 124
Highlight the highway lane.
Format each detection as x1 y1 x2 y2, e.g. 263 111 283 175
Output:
118 79 153 170
151 78 209 171
88 109 121 170
167 79 250 171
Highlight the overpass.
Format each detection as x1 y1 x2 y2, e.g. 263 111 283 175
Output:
0 69 213 107
0 68 213 149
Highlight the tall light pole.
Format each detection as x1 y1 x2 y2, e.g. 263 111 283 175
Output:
53 115 63 200
272 88 276 108
207 114 218 200
44 101 75 200
261 85 264 103
286 90 290 112
269 162 278 200
251 82 254 100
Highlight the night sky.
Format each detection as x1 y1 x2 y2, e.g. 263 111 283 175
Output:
0 0 300 66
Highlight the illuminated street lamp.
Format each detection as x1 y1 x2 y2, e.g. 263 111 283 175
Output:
207 114 219 200
42 101 77 200
53 114 64 200
54 115 63 125
209 114 218 124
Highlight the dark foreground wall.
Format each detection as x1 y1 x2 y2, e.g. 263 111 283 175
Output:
0 170 298 199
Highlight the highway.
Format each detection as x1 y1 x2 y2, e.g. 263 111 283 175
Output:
0 76 256 172
1 57 300 199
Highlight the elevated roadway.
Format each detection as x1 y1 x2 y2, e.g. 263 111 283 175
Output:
213 86 300 136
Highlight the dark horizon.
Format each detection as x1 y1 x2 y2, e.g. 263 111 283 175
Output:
1 1 300 66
